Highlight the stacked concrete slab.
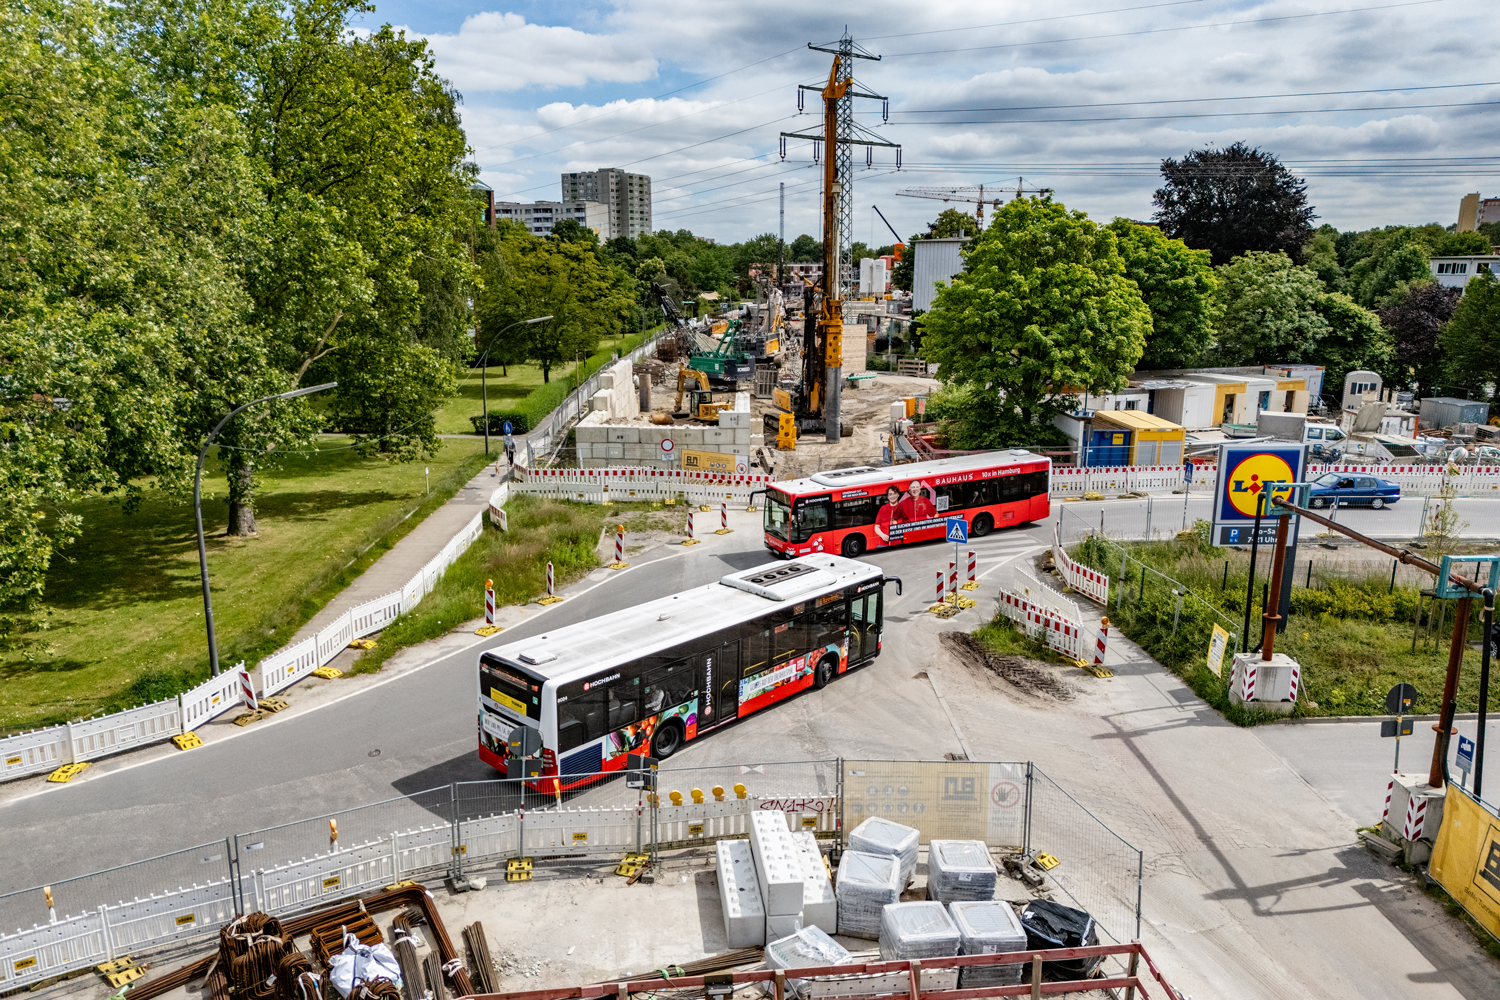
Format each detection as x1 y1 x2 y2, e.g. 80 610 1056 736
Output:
790 831 837 933
750 809 806 941
575 390 751 469
715 840 767 947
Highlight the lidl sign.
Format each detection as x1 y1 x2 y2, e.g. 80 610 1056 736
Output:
1212 442 1305 547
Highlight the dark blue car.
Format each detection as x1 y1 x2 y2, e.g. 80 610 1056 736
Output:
1308 472 1401 509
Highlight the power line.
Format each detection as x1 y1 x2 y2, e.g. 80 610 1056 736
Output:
882 0 1450 58
891 80 1500 115
886 98 1500 126
863 0 1218 40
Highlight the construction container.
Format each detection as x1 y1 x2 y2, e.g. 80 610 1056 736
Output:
1421 396 1489 430
1087 410 1186 466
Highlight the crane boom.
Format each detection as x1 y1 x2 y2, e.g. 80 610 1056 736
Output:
895 177 1054 223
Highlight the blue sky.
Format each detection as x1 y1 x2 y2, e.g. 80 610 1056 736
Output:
358 0 1499 244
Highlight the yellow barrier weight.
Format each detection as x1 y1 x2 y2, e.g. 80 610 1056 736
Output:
171 732 203 751
47 762 90 783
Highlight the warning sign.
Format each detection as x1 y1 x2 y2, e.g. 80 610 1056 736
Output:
1430 785 1500 938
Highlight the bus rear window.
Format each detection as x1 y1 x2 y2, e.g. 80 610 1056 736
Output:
481 655 543 719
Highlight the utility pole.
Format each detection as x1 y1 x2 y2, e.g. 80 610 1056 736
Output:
780 30 899 442
779 182 785 282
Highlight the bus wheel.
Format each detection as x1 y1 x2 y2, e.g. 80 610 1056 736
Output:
972 513 994 537
651 721 684 759
813 655 836 690
841 534 866 558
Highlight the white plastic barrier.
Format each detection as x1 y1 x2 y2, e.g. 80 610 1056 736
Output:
1050 465 1213 497
1053 522 1110 606
521 805 641 857
179 671 245 733
0 912 109 988
1011 566 1081 623
66 699 182 761
0 725 70 780
513 466 773 506
996 590 1087 662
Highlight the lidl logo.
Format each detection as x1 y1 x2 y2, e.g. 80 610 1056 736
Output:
1225 452 1296 517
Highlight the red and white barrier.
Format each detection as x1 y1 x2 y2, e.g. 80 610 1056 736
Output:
687 509 696 542
967 550 976 585
948 559 958 599
1402 793 1428 842
1053 523 1110 605
546 562 555 598
485 579 496 624
239 666 258 713
935 570 945 604
996 590 1087 661
1381 777 1394 824
1287 661 1301 702
1094 619 1110 666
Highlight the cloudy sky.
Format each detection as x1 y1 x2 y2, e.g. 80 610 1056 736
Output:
357 0 1497 244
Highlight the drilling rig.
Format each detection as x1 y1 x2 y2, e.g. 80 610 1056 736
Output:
777 32 900 447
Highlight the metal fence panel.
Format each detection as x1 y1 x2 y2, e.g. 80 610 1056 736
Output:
841 760 1027 848
0 840 233 936
235 786 453 878
1026 766 1142 945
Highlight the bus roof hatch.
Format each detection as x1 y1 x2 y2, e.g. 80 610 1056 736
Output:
721 561 837 600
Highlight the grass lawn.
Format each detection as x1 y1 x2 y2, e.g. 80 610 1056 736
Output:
434 330 651 435
1069 533 1500 723
353 497 687 674
0 438 489 733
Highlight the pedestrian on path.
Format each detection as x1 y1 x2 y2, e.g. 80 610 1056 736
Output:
504 433 516 478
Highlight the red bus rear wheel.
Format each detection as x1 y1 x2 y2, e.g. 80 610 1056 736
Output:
972 513 994 537
841 533 866 558
813 655 837 689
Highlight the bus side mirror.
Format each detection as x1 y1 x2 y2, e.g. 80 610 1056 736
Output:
884 575 903 595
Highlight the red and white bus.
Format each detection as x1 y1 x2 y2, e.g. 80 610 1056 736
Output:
762 451 1051 559
477 555 897 791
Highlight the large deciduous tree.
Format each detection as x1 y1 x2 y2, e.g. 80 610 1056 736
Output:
1439 273 1500 411
921 198 1150 445
1378 282 1461 392
1104 219 1219 370
1153 142 1316 266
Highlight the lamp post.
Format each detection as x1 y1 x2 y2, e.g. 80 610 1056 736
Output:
478 315 552 456
195 382 337 676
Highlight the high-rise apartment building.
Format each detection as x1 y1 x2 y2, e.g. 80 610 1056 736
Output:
494 200 609 237
561 169 652 239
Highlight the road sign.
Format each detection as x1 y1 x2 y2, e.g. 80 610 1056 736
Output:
659 437 675 463
1385 683 1418 715
1184 461 1194 482
1380 718 1415 738
1210 442 1307 547
1457 735 1475 775
945 517 968 543
503 420 513 435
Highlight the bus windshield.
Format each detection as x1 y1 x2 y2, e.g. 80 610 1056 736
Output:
764 490 792 539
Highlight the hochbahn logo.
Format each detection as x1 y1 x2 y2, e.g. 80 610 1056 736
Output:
1224 452 1296 517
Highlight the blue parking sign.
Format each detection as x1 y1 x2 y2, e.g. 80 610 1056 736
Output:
946 517 968 543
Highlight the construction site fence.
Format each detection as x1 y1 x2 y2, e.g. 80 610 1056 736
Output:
508 466 773 506
1052 461 1500 499
0 489 505 785
0 758 1141 991
523 329 671 469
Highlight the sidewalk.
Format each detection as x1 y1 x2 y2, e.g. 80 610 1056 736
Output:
289 441 515 644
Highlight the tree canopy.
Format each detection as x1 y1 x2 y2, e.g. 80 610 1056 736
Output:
921 198 1149 446
1153 142 1316 266
1378 283 1461 393
1104 219 1219 370
1439 273 1500 410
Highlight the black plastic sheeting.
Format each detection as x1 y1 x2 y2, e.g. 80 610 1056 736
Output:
1019 899 1102 981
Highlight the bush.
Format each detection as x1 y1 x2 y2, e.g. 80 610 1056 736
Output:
470 411 530 434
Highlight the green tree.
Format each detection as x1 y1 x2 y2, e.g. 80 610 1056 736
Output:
1153 142 1316 266
789 234 821 262
1215 251 1390 389
1346 239 1430 309
1301 225 1344 292
551 218 598 246
733 233 783 282
1378 282 1461 392
927 209 980 239
1439 273 1500 411
921 198 1150 444
1436 230 1492 256
1105 219 1219 369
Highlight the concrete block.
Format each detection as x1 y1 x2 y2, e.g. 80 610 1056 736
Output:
677 427 704 445
622 443 643 461
716 840 766 948
608 427 640 444
734 428 751 445
590 390 611 411
606 443 624 460
751 435 765 448
734 391 751 412
598 373 615 391
576 425 608 443
718 410 746 429
791 832 836 933
701 428 729 445
1227 652 1298 713
750 810 805 915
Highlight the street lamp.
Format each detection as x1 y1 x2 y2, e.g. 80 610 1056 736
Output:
194 382 337 676
477 315 552 456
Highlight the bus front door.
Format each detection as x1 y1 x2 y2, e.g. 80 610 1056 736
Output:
698 640 740 731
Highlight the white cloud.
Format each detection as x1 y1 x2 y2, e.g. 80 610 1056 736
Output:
411 12 657 93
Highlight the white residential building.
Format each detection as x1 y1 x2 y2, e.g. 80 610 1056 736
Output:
560 169 652 239
495 200 609 237
1430 255 1500 290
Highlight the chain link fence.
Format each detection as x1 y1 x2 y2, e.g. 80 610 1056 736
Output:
1026 766 1143 945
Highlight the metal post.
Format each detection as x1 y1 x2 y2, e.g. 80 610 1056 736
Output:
1478 589 1494 799
1145 497 1153 541
1390 559 1399 594
449 782 462 878
1260 513 1291 659
1023 762 1034 854
482 364 489 457
1242 493 1266 653
1429 596 1472 789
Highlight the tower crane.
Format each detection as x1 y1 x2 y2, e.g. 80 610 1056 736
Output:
894 177 1055 226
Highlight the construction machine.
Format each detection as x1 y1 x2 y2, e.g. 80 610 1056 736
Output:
687 319 754 386
673 366 734 423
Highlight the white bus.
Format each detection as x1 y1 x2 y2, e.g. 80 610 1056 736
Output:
477 555 899 790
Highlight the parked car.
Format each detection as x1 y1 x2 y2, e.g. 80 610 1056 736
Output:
1308 472 1401 509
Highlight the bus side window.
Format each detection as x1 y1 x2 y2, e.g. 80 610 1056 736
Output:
643 659 692 714
833 496 876 528
558 686 604 751
743 626 770 675
1024 471 1048 498
813 598 846 644
606 679 640 731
